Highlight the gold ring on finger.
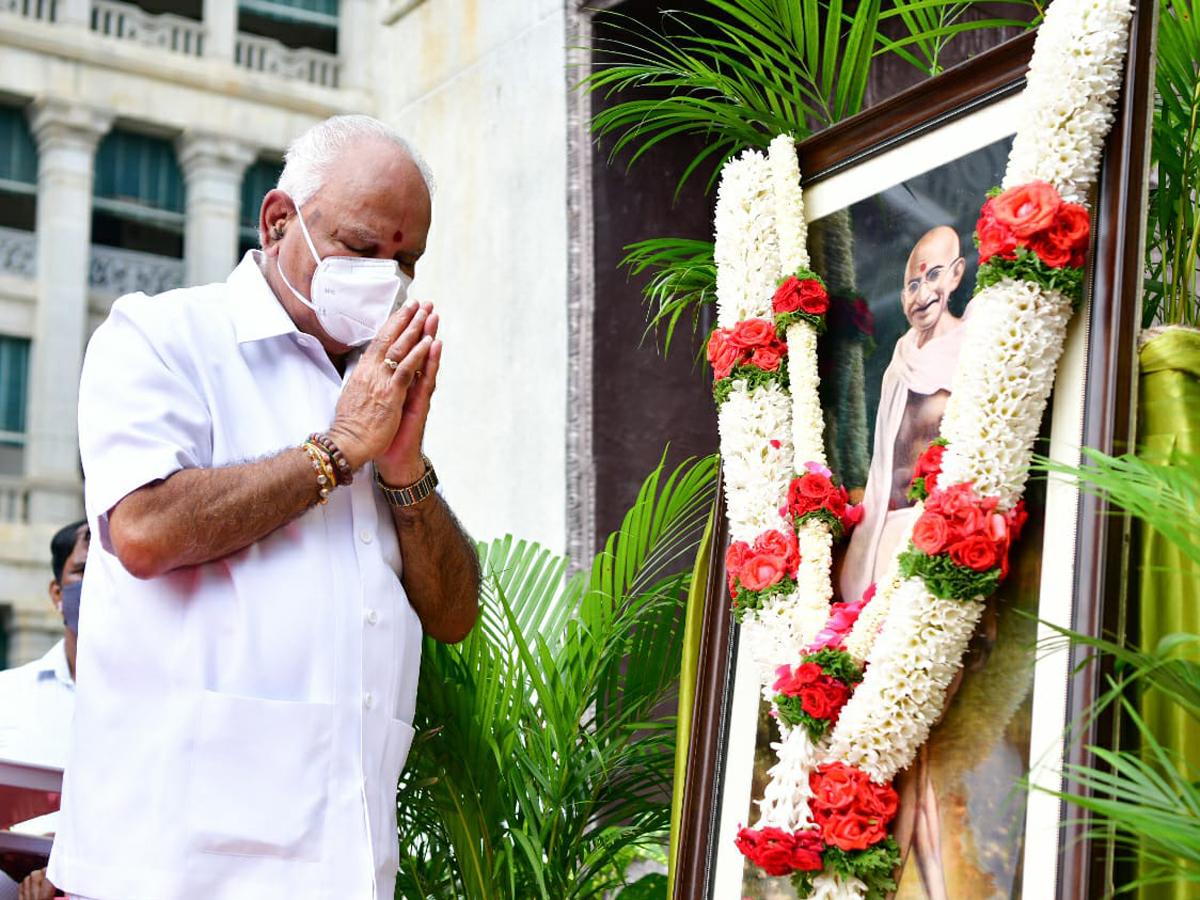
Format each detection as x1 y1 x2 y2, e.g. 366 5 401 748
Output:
383 358 399 371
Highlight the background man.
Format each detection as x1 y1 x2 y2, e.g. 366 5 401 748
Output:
47 115 480 900
840 225 967 607
0 520 88 900
0 519 88 767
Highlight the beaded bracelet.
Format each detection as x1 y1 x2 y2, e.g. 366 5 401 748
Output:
301 440 337 504
309 432 354 485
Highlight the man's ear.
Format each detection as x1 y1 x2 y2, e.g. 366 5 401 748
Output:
48 579 62 615
947 256 967 292
259 189 294 256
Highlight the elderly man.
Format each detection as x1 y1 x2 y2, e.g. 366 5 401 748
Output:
840 225 967 607
47 115 480 900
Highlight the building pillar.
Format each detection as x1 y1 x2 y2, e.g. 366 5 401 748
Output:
338 0 372 91
202 0 237 62
177 133 256 287
26 99 112 525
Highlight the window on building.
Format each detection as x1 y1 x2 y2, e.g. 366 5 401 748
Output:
238 0 338 54
92 129 184 258
0 336 30 477
239 157 283 258
0 105 37 233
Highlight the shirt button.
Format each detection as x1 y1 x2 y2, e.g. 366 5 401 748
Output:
359 530 373 544
363 692 374 709
365 608 378 625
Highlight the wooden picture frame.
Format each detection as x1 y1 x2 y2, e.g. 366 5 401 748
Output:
671 5 1155 896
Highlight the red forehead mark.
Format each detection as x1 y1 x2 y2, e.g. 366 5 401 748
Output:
392 230 403 243
920 262 927 272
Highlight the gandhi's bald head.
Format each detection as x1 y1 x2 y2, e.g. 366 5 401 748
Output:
900 225 965 345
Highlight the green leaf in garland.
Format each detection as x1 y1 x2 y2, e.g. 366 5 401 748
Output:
732 575 798 622
897 546 1002 600
713 363 791 406
975 246 1086 307
804 647 864 685
795 507 845 541
774 694 832 740
907 475 929 504
775 309 827 337
821 838 901 900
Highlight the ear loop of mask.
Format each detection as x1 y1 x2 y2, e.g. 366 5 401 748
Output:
276 198 323 307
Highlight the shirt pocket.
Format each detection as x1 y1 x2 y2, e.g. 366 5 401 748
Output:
186 691 334 861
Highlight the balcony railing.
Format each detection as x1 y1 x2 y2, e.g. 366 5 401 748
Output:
235 31 338 87
89 244 183 297
91 0 206 56
0 228 184 297
0 226 36 280
0 0 55 22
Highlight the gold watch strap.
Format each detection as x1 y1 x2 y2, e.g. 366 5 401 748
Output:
374 455 438 507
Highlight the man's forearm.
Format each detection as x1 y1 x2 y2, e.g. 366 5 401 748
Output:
391 497 480 643
108 449 318 579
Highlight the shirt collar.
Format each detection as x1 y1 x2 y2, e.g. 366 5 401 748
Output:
36 639 74 687
229 250 302 345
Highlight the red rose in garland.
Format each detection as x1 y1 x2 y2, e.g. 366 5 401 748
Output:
734 826 824 877
808 763 898 851
911 512 951 555
773 275 830 316
795 472 832 502
900 480 1031 599
753 528 800 576
790 829 824 871
707 329 743 381
855 778 900 821
976 198 1019 263
810 762 860 811
787 465 859 538
821 811 878 852
909 440 947 499
800 679 851 723
749 345 784 372
1043 201 1091 267
1029 230 1074 267
738 553 787 592
772 276 805 313
991 181 1061 237
725 540 751 596
728 317 776 350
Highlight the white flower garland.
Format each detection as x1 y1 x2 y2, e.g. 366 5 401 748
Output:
717 382 795 542
711 0 1133 893
1003 0 1133 203
715 150 783 327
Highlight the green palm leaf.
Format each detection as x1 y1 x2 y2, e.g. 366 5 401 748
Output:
1143 0 1200 325
396 453 718 900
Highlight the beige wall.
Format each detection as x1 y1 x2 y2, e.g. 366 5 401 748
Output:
378 0 570 554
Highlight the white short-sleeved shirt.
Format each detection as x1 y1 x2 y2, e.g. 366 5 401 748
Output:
0 639 74 769
48 252 424 900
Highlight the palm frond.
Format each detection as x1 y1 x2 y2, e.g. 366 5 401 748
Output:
1143 0 1200 325
397 454 719 900
1033 446 1200 568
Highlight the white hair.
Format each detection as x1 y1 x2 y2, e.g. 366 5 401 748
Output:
276 114 435 208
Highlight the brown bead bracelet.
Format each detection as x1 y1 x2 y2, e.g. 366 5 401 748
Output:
309 432 354 485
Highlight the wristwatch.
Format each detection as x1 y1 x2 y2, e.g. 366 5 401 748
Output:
374 455 438 507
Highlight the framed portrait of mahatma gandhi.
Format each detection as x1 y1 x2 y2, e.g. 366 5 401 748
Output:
672 14 1154 900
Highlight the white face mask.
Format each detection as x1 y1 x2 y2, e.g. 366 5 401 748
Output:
276 199 412 347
